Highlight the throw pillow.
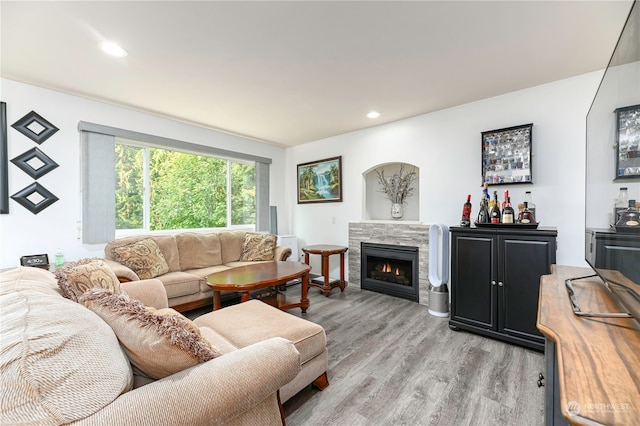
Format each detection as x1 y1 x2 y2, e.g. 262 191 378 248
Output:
111 238 169 280
79 288 220 380
239 232 277 261
54 258 121 302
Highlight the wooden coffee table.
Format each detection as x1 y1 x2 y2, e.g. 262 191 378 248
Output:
206 261 310 313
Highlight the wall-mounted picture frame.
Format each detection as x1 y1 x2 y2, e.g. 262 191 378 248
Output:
482 123 533 185
11 182 59 214
11 110 59 144
615 104 640 179
11 147 59 179
1 102 8 214
297 156 342 204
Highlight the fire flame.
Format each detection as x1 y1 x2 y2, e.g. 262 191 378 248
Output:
381 263 400 275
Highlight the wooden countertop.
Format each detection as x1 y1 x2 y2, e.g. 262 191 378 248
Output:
537 265 640 425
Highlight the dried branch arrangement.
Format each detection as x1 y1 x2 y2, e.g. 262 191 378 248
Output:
375 164 417 205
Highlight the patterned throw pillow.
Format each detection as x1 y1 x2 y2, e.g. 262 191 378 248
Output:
239 232 277 261
79 288 220 380
111 238 169 280
54 258 121 302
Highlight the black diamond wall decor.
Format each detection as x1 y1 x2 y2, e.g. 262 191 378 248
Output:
11 147 59 179
11 182 59 214
11 111 59 144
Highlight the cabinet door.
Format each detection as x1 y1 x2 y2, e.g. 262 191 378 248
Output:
597 238 640 283
499 235 555 343
451 233 497 330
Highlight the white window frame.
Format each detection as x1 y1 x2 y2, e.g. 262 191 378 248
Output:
79 121 271 244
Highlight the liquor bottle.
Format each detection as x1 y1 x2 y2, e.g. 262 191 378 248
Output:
524 191 536 221
460 194 472 227
502 189 509 210
490 191 501 223
477 198 490 224
518 201 535 224
502 197 515 224
614 187 629 225
616 199 639 227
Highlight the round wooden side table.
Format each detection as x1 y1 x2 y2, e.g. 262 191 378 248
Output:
301 244 348 297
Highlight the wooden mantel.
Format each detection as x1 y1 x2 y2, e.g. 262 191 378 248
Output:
537 265 640 425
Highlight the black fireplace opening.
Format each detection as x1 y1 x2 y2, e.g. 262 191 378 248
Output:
361 242 419 302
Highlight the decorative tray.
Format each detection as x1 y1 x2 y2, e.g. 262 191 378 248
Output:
474 222 539 229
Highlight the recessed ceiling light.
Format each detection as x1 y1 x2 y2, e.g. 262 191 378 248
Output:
100 41 128 57
367 111 380 119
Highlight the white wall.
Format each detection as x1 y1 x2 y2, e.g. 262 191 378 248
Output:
0 78 287 269
288 72 604 275
1 72 607 274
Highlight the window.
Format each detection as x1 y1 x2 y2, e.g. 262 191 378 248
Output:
80 121 271 244
115 141 256 232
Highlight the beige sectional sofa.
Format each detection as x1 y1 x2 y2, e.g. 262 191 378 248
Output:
0 266 305 425
103 230 292 312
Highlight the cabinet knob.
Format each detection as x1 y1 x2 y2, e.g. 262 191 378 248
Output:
498 281 504 287
491 280 497 286
537 373 545 388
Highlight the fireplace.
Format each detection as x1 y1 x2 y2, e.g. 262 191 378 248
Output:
361 242 419 302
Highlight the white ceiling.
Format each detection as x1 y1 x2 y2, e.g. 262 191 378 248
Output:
0 1 634 147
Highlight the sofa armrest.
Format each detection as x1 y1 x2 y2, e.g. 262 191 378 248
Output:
103 259 140 282
74 337 300 425
275 246 292 261
121 279 169 309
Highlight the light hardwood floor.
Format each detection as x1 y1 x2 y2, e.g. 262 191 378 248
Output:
187 285 546 425
282 285 545 426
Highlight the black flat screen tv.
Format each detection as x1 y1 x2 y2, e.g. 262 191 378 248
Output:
581 0 640 321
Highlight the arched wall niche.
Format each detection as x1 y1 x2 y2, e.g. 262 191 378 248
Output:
363 162 420 221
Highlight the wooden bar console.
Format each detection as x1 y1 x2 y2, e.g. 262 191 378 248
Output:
537 265 640 425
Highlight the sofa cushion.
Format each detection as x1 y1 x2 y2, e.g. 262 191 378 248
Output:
0 266 61 297
218 230 247 263
155 271 203 299
240 232 277 261
198 326 239 355
149 235 181 272
111 238 170 280
80 288 220 380
194 299 326 365
54 258 121 302
176 233 223 269
182 265 232 293
0 270 133 425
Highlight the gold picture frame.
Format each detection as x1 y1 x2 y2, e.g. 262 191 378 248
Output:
297 156 342 204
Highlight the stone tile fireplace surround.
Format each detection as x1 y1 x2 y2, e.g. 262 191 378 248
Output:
348 221 431 307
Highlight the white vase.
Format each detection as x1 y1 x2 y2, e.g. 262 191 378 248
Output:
391 203 403 219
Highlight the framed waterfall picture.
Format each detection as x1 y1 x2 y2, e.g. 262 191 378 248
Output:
297 156 343 204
